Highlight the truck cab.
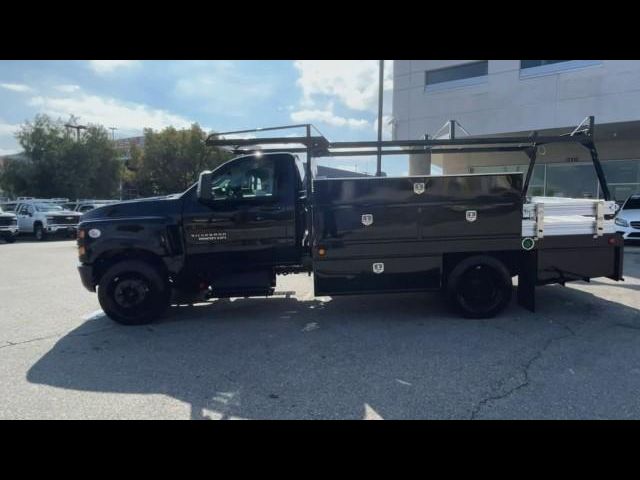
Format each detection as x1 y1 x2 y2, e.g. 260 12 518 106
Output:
77 153 308 324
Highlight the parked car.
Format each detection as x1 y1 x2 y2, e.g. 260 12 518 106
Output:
614 194 640 241
15 201 82 240
0 206 19 243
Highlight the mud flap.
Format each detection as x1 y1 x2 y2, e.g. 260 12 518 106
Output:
517 250 537 312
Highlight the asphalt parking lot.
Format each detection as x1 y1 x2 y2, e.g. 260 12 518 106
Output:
1 237 640 419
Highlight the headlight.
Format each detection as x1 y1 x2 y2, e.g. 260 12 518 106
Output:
615 217 629 227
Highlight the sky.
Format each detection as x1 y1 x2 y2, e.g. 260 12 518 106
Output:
0 60 409 176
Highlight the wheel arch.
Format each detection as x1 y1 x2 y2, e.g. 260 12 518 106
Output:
93 248 168 287
443 250 521 283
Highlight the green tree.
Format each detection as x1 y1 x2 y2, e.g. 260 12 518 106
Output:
0 114 121 199
132 124 230 196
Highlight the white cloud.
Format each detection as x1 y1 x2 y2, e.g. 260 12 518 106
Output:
372 114 394 139
54 84 81 93
27 93 193 134
290 108 369 129
0 121 20 156
1 83 33 93
88 60 139 74
293 60 393 112
0 147 21 156
0 122 19 136
174 62 276 116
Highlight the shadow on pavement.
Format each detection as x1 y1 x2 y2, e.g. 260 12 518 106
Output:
26 283 640 419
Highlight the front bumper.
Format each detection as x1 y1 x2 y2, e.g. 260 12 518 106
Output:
0 226 19 236
46 224 78 234
78 264 95 292
615 225 640 240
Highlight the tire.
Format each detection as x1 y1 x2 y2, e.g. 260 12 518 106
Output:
446 255 512 319
34 223 46 241
3 235 15 244
97 260 170 325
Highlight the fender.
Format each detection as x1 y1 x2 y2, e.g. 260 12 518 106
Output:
79 216 185 273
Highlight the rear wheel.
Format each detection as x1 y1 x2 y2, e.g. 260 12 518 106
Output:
446 255 512 318
98 260 170 325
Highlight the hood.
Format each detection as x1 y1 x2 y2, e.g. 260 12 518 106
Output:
0 212 16 218
80 194 182 221
617 208 640 221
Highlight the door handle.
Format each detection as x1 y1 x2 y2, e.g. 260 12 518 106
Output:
259 205 283 212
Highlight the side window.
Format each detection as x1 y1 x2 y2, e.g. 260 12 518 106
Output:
210 157 276 201
28 205 36 215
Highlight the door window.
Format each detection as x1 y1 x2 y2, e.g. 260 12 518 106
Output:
209 156 276 201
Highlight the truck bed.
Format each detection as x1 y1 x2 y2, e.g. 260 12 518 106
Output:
311 173 523 295
310 175 622 297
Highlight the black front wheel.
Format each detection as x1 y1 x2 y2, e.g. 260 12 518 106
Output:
98 260 170 325
2 235 16 243
34 224 46 241
446 255 512 319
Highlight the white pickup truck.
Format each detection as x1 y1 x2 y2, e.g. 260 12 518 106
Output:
15 201 82 240
0 206 19 243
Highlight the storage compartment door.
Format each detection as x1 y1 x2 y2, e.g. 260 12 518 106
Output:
314 255 441 296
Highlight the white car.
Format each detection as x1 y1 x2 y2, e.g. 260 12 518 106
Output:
15 202 82 241
0 206 19 243
614 194 640 241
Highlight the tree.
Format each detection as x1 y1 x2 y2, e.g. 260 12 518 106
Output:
131 124 230 196
0 114 121 199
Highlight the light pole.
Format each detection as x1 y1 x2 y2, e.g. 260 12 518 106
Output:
376 60 384 177
64 123 87 141
109 127 118 141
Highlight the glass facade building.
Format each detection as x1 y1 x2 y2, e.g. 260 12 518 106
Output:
470 159 640 202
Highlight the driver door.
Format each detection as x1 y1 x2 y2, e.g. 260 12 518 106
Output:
17 204 34 232
182 154 297 272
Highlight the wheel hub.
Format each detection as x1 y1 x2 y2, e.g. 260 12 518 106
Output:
114 278 149 308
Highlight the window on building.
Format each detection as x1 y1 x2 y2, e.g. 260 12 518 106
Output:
602 160 640 202
520 60 602 77
470 159 640 201
546 164 599 199
520 60 571 69
425 61 488 90
469 164 544 196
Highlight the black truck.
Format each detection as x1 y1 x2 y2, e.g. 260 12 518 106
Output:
77 118 624 325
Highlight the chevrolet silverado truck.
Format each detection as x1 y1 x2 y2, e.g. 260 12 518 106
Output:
0 206 19 243
16 201 82 240
77 119 624 325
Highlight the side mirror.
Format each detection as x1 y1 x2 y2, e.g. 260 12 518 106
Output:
197 170 213 203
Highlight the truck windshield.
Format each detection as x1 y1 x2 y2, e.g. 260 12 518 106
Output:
35 204 63 212
623 197 640 210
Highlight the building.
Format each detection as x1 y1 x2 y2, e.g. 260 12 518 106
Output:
114 136 145 161
393 60 640 201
